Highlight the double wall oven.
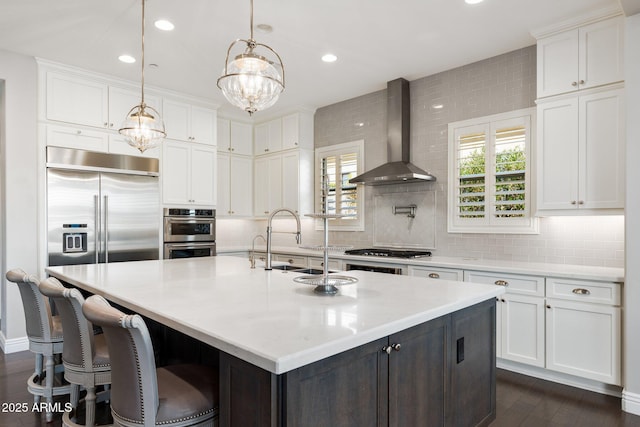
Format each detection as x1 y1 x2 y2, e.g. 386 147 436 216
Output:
163 208 216 259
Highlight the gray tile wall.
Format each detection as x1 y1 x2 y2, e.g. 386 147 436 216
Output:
311 45 624 267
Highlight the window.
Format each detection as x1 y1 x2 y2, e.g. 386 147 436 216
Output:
448 108 538 234
315 140 365 231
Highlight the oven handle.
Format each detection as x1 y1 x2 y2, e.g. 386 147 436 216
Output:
165 242 216 248
165 217 215 223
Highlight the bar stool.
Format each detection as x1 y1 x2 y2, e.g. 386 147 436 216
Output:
5 268 73 423
82 295 219 427
39 277 112 427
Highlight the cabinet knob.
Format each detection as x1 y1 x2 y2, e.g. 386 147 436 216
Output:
494 280 509 287
382 345 392 354
579 79 585 85
571 81 578 87
428 273 440 279
76 130 82 135
109 123 114 127
578 200 584 205
287 259 294 264
103 122 108 127
265 148 269 152
546 305 551 309
392 343 401 352
501 299 506 303
572 288 591 295
571 200 577 205
264 211 269 214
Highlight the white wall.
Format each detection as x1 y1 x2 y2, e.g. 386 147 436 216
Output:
623 12 640 415
0 50 38 352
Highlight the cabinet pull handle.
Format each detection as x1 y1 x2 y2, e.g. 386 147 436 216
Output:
382 345 392 354
571 81 578 87
572 288 591 295
494 280 509 287
428 273 440 279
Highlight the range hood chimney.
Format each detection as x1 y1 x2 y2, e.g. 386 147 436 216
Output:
349 78 436 185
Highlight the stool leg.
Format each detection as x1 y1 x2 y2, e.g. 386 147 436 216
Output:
34 353 43 404
85 386 96 427
44 354 54 423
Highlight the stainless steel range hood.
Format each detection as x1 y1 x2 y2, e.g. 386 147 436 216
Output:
349 78 436 185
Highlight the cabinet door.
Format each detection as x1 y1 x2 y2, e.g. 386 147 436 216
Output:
230 121 253 155
217 152 231 215
163 99 191 142
579 88 625 209
500 294 545 367
546 299 621 385
46 71 109 128
536 97 579 211
254 123 269 155
579 16 624 92
282 113 299 150
217 118 231 151
190 144 217 205
230 156 253 216
449 299 496 427
190 105 216 145
267 119 282 153
388 315 449 427
46 124 109 152
254 155 282 216
282 151 300 213
162 140 191 205
537 29 579 98
254 119 282 154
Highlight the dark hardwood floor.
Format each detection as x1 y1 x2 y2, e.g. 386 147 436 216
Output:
1 349 640 426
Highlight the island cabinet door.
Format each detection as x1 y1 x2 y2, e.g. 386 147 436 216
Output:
284 337 389 427
449 299 497 427
387 315 449 427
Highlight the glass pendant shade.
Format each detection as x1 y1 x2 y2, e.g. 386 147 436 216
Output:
218 47 284 115
120 103 166 153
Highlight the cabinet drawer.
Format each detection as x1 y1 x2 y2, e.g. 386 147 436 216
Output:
546 278 621 306
408 266 463 281
464 271 544 296
308 257 342 271
273 254 306 268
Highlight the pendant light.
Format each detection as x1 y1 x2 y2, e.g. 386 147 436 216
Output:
217 0 285 116
119 0 166 153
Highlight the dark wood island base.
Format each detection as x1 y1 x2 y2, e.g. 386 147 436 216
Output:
220 299 496 427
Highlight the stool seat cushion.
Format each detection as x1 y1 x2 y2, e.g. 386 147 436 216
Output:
155 364 219 425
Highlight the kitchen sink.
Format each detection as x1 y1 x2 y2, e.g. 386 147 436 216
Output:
271 265 332 275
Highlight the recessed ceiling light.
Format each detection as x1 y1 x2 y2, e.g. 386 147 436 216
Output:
118 54 136 64
465 0 484 4
322 53 337 63
256 23 273 33
154 19 174 31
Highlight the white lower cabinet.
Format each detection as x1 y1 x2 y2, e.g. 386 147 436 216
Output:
308 257 342 272
408 266 463 281
545 278 621 385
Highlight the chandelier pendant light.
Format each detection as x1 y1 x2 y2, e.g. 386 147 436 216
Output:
119 0 166 153
217 0 285 116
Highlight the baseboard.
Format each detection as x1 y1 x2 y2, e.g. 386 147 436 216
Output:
497 358 622 397
0 332 29 354
622 390 640 416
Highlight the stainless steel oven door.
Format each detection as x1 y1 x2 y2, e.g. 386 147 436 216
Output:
345 263 404 275
163 242 216 259
163 217 216 242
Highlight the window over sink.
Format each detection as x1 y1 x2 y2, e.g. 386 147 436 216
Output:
448 108 538 234
315 140 364 231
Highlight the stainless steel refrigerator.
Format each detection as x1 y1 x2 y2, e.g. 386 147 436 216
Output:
47 147 160 266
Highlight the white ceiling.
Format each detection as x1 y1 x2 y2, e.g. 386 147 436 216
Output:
0 0 632 119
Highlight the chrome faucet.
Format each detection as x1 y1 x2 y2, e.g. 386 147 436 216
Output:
265 208 301 270
250 234 266 268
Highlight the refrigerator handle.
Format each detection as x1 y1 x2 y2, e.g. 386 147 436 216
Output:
104 195 109 263
94 195 100 264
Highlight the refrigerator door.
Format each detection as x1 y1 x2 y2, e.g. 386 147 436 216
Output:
47 169 100 266
100 173 160 263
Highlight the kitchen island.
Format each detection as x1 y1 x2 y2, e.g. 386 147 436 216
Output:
46 256 505 426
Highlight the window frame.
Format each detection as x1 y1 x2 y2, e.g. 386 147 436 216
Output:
447 108 539 234
314 140 365 231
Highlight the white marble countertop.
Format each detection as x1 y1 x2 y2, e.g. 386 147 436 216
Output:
220 245 625 283
46 256 503 374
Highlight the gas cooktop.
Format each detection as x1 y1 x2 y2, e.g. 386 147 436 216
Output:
344 248 432 259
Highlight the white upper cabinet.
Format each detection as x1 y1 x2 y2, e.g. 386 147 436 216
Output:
217 118 253 155
536 15 624 98
162 140 217 206
46 71 109 128
163 99 217 145
536 87 625 213
254 119 282 155
282 112 314 150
